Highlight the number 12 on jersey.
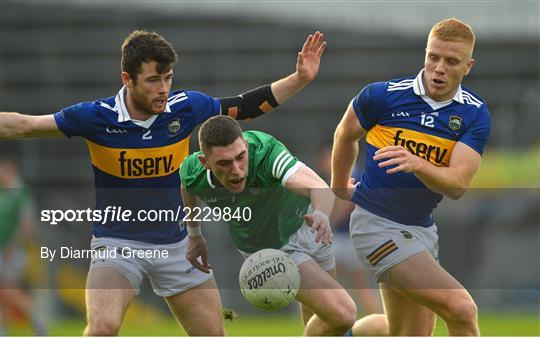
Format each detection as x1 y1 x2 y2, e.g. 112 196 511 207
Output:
420 113 435 128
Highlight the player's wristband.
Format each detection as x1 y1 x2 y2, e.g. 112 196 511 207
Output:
312 210 330 225
187 225 202 237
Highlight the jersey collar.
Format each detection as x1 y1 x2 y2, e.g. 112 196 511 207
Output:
206 170 216 189
413 69 464 105
115 86 172 123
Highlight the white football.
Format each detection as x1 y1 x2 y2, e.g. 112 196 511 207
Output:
239 248 300 311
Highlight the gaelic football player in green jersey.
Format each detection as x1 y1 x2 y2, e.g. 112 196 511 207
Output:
180 115 357 336
0 159 47 335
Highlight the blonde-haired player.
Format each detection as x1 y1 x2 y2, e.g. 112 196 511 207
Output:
333 18 490 336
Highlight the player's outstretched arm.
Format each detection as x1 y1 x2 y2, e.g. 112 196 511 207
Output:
0 113 62 139
331 102 365 200
285 164 335 244
270 31 326 104
181 185 212 274
218 31 326 120
374 142 482 200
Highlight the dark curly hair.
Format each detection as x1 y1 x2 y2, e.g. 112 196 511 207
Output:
121 30 178 83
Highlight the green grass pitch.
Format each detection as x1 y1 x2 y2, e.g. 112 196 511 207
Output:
6 312 540 336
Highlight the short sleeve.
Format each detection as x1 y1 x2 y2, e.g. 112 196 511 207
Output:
186 91 221 125
53 102 96 138
179 154 199 190
458 107 492 155
352 82 386 130
262 138 300 187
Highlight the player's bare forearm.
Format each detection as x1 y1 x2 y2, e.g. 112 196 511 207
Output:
375 142 481 200
285 165 335 244
414 158 478 200
415 166 465 199
1 112 28 139
308 178 335 218
331 103 364 200
331 137 358 199
270 72 308 104
285 164 335 216
180 186 201 229
0 112 61 139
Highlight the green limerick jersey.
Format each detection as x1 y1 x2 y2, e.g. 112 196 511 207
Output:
180 131 310 252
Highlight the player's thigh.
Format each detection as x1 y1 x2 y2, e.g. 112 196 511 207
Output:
85 266 135 325
386 251 472 319
165 277 225 336
295 260 356 323
380 283 436 336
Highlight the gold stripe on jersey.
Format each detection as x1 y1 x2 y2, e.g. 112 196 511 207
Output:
366 125 456 166
86 138 189 179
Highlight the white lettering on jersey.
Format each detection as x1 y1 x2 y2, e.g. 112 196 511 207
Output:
142 130 152 140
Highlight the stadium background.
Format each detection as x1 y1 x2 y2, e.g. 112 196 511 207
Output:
1 0 538 335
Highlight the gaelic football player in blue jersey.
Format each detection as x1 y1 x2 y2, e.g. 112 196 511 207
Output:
332 18 491 336
0 30 326 335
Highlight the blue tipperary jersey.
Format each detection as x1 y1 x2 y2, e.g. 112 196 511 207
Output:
54 87 220 244
352 69 491 227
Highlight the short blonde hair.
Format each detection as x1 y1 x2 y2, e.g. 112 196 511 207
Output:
429 18 475 47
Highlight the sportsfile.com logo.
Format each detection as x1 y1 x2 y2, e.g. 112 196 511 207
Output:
40 206 252 225
118 151 175 177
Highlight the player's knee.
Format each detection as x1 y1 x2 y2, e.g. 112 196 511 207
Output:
353 314 389 336
86 318 121 336
329 298 357 331
444 295 478 328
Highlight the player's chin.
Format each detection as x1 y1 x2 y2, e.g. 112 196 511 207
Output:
153 108 167 114
150 102 167 114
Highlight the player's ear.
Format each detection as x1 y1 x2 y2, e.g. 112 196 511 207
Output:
121 71 134 88
198 155 210 170
464 58 475 76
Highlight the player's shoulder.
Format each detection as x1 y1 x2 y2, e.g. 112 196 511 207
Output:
59 98 107 121
355 78 408 105
457 85 491 128
460 85 489 111
244 130 286 157
386 75 416 92
167 90 189 107
180 151 207 187
167 90 213 111
358 80 390 96
181 151 204 173
244 131 294 172
243 130 276 145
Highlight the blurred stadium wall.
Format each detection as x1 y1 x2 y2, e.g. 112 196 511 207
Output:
1 0 538 320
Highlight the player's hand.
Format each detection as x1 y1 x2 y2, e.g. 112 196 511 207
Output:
304 212 333 244
373 146 421 174
296 31 326 84
186 235 212 273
